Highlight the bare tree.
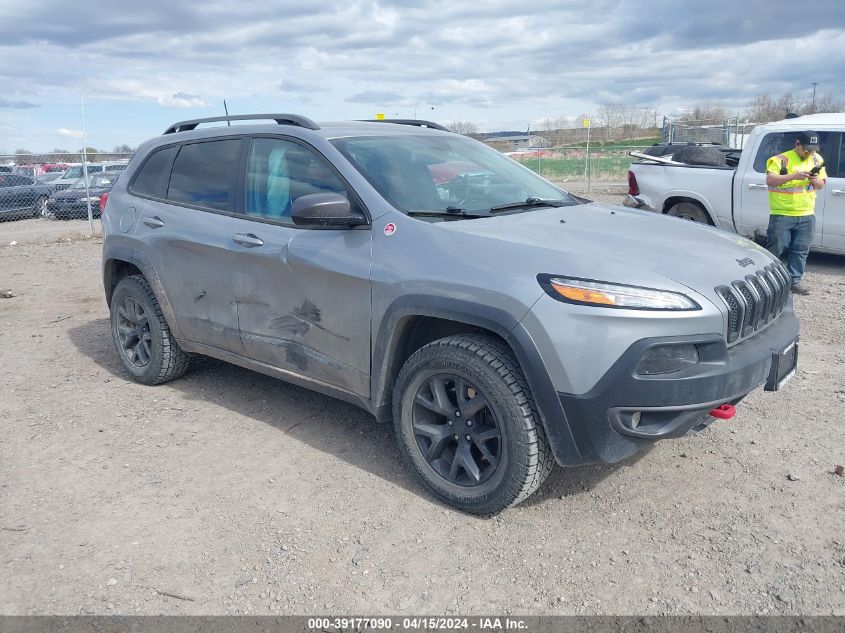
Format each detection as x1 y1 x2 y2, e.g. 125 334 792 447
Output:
810 93 843 114
541 115 569 146
14 149 34 165
746 92 777 122
112 144 134 154
597 103 625 141
775 92 798 117
447 121 478 136
745 90 843 122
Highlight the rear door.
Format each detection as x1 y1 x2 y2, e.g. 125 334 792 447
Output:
820 132 845 252
227 136 373 396
737 131 827 247
131 138 246 353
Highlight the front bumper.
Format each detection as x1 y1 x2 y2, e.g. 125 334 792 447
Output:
47 199 96 218
549 305 799 465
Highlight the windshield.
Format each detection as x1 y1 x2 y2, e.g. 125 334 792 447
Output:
71 174 116 189
62 165 102 180
330 134 575 215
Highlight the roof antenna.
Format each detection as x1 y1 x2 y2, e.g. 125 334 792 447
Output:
223 100 231 126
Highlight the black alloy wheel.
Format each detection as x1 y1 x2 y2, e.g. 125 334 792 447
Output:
109 275 190 385
412 373 502 486
115 296 153 368
393 334 554 515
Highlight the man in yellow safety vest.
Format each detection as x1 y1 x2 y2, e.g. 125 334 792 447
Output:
765 131 826 295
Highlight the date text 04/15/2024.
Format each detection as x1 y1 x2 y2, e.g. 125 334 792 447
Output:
306 617 528 630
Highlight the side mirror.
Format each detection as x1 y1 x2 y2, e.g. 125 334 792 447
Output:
291 192 367 227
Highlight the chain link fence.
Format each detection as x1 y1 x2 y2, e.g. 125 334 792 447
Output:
0 153 132 223
510 144 653 191
660 117 758 149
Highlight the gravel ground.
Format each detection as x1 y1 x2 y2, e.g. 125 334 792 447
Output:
1 209 844 617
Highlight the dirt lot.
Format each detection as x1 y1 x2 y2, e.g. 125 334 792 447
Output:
1 210 844 616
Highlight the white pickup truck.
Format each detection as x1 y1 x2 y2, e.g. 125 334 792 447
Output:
625 113 845 255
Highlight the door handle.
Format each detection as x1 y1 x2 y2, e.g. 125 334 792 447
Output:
233 233 264 247
143 216 165 228
832 189 845 196
748 184 768 190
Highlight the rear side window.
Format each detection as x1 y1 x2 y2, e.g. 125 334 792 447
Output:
167 140 241 211
131 146 177 198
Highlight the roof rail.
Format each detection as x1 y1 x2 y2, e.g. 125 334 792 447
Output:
360 119 450 132
163 113 320 135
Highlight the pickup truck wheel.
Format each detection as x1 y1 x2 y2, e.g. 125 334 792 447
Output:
110 274 190 385
393 334 553 515
667 202 712 225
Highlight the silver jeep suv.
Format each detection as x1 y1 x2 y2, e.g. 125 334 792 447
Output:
102 114 800 515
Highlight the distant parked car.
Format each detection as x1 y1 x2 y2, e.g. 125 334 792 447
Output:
36 172 65 184
12 164 46 179
42 163 71 173
49 162 128 192
0 174 54 220
46 172 120 220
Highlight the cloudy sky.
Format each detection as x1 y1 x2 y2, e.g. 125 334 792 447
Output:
1 0 844 153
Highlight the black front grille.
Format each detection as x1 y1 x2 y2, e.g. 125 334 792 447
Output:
53 184 71 191
716 262 789 344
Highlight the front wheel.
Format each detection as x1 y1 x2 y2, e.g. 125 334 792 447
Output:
33 196 48 218
110 274 190 385
393 334 553 515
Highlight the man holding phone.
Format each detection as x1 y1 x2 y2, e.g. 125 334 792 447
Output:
765 131 826 295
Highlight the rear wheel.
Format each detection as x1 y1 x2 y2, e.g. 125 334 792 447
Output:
393 334 553 515
667 201 712 225
110 275 190 385
32 196 48 218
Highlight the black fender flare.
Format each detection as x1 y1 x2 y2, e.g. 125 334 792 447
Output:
371 295 588 465
103 245 184 341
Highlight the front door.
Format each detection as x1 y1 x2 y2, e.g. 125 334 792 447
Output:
738 131 826 247
821 133 845 252
0 175 36 216
228 136 372 397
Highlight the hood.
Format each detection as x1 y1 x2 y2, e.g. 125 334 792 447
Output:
436 202 777 294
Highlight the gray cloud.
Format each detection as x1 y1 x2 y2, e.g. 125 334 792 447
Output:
0 0 842 144
0 98 39 109
345 90 404 104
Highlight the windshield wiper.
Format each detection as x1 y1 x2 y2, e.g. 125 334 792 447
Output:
407 207 489 219
489 197 568 213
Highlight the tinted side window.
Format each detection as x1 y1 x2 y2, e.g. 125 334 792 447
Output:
131 146 177 198
245 137 357 221
753 131 839 175
168 139 241 211
6 175 32 186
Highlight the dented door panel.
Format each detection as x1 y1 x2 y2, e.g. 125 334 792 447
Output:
135 197 245 353
228 217 373 396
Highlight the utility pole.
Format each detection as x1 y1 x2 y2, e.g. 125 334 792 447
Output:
811 82 818 113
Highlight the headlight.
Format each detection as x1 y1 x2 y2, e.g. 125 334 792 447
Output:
537 275 700 311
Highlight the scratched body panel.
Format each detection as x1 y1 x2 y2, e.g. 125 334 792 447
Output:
228 214 372 396
133 197 245 354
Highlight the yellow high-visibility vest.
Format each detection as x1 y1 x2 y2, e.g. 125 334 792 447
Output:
766 149 826 216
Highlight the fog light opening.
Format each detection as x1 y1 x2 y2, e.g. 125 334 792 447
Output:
630 411 642 429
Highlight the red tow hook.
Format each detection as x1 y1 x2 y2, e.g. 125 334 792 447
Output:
709 403 736 419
